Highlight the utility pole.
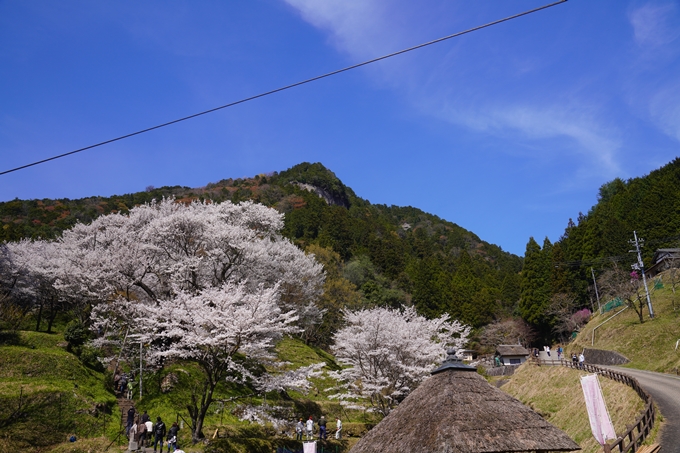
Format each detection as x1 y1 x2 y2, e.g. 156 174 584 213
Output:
591 267 601 313
629 231 654 319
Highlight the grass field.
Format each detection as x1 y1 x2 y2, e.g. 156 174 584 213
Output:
569 271 680 372
0 330 118 452
500 363 657 453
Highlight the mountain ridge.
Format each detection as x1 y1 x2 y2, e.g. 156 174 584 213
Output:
1 162 522 331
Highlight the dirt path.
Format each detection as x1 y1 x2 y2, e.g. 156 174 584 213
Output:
609 366 680 452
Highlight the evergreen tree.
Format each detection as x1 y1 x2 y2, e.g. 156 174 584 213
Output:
519 238 551 328
409 256 448 319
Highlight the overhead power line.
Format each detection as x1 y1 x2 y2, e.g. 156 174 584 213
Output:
553 255 629 269
1 0 568 177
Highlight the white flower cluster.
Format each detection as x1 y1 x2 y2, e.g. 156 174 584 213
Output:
330 306 470 416
3 198 326 441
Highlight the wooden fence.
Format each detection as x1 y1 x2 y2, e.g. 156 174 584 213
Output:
532 359 656 453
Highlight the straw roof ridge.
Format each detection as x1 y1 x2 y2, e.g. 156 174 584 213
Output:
350 370 580 453
496 345 530 356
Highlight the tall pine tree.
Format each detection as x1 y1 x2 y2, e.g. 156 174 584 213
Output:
519 237 552 331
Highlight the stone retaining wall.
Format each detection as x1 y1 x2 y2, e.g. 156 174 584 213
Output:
485 364 521 376
583 348 630 365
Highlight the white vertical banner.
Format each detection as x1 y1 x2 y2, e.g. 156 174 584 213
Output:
580 373 616 445
303 441 317 453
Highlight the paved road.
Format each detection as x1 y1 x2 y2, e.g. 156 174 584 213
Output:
609 366 680 452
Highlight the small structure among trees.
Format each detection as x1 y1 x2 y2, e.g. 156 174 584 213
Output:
350 350 580 453
495 344 530 366
645 248 680 278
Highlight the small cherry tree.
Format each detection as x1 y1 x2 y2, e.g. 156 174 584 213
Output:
330 306 470 416
4 239 79 332
0 241 38 331
597 265 648 323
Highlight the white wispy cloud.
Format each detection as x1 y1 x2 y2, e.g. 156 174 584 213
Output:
629 2 680 48
283 0 396 59
282 0 623 178
440 102 621 174
626 3 680 144
649 81 680 142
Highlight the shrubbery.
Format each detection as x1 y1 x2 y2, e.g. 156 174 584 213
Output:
63 321 103 370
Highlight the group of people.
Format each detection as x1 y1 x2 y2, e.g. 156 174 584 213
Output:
295 416 342 441
543 345 567 360
126 407 180 452
533 346 584 367
114 370 135 399
540 345 564 359
571 352 586 368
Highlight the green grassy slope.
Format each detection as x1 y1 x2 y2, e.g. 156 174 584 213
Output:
0 331 117 452
568 271 680 372
0 327 661 453
0 328 378 452
501 364 653 453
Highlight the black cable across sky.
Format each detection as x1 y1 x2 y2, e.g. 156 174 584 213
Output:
0 0 567 177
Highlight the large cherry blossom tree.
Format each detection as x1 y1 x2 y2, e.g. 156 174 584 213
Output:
56 198 324 306
330 306 470 416
5 198 326 440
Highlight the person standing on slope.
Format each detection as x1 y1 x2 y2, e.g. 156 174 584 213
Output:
153 416 166 452
305 416 314 440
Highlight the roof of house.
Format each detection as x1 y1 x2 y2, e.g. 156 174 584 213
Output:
495 345 530 356
349 367 580 453
652 248 680 263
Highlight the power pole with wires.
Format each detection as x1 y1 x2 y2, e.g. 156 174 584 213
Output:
629 231 654 319
591 267 601 313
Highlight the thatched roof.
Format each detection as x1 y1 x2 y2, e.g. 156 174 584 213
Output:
350 368 580 453
496 345 530 356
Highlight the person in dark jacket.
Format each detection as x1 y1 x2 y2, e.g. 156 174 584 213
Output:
126 406 136 437
166 422 179 452
119 373 128 393
153 416 167 452
113 371 121 394
141 410 150 423
318 415 327 440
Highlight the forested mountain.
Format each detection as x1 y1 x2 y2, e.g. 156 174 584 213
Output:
0 162 522 336
519 157 680 340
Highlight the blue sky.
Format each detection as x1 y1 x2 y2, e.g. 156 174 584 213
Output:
1 0 679 256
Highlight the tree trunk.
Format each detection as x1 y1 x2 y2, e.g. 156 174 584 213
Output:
47 305 57 333
629 295 644 324
35 300 43 332
189 378 216 443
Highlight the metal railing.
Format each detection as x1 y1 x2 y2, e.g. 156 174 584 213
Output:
533 358 656 453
